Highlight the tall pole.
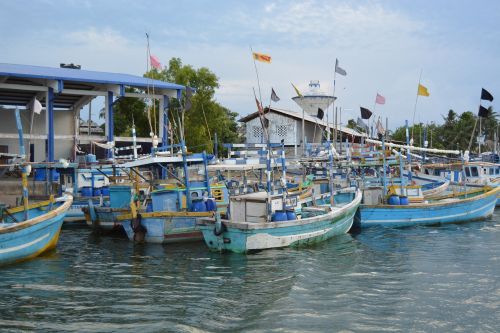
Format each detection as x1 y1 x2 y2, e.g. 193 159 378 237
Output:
302 101 305 156
334 107 338 150
479 116 482 155
15 108 29 220
382 134 387 198
328 141 335 206
280 142 287 210
411 69 423 140
88 100 91 136
423 125 428 163
339 106 342 154
250 46 264 107
405 120 412 182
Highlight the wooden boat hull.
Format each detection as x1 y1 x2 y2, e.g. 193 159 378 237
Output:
0 196 72 266
355 187 499 228
120 211 214 243
198 190 362 253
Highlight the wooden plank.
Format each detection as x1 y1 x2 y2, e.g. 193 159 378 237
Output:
116 210 214 221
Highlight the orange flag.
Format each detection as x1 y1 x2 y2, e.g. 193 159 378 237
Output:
253 52 271 63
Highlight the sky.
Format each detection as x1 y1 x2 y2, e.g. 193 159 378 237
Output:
1 0 500 129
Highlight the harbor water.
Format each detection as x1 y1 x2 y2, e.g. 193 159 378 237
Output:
1 214 499 332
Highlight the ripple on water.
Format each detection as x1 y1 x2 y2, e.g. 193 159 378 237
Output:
0 219 499 332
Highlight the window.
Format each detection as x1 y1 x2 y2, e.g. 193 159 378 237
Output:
489 168 494 175
471 167 479 177
276 125 288 137
465 167 471 177
252 126 263 139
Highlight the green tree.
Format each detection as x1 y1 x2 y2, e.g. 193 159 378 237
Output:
389 108 498 153
144 58 241 153
111 58 242 154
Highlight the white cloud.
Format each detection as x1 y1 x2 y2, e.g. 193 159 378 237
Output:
264 3 276 13
65 27 129 48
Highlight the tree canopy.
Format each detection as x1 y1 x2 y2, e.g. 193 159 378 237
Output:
347 107 498 152
112 57 242 154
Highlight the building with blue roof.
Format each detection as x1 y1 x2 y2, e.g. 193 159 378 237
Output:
0 62 184 163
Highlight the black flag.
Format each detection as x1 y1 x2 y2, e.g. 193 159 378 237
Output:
478 105 489 118
270 88 280 102
263 117 269 128
481 88 494 102
317 107 324 120
184 87 193 111
360 107 372 120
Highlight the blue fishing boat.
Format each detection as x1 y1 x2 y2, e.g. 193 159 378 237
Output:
355 130 500 228
0 108 74 265
87 141 229 242
198 141 362 253
355 186 498 228
198 189 362 253
0 195 73 265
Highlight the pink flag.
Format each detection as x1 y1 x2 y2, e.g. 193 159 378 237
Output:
150 54 162 70
375 93 386 105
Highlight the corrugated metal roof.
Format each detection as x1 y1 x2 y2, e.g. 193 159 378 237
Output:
0 63 184 90
239 107 366 137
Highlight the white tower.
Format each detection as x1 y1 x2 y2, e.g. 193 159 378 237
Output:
292 80 335 117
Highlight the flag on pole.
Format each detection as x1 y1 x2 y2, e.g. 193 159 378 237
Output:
375 93 386 105
481 88 494 102
478 105 489 118
253 52 272 63
376 117 386 135
291 83 303 97
356 117 368 132
32 98 43 114
360 107 372 119
335 58 347 76
317 108 324 120
255 96 264 115
271 88 280 102
150 54 162 70
254 96 269 128
417 84 430 97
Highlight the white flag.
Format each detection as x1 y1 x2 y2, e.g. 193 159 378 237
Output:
33 98 43 114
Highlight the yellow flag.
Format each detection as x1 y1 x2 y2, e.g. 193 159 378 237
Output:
253 52 271 63
291 83 303 97
418 84 430 97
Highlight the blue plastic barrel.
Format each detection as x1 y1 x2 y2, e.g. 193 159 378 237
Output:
399 196 409 205
192 199 207 212
271 210 288 222
86 154 97 163
387 195 400 205
93 188 102 196
52 169 59 181
101 187 110 196
146 202 153 212
34 169 46 181
205 198 216 211
109 185 132 208
286 210 297 220
81 187 93 197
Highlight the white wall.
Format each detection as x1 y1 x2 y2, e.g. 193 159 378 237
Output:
0 108 75 161
244 112 330 146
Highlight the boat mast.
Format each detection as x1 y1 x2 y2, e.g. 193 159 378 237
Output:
328 141 335 206
15 108 29 220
